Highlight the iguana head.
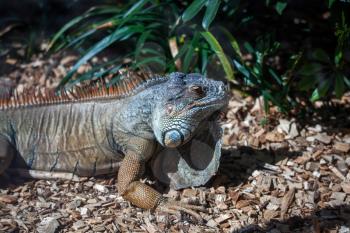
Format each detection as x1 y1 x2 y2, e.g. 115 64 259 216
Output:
152 72 228 148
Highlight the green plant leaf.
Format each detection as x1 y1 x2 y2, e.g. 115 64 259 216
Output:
233 60 249 78
344 76 350 88
312 48 330 63
183 33 200 72
123 0 151 17
220 27 242 58
48 6 121 51
135 30 152 58
328 0 336 8
202 0 220 30
310 79 331 102
200 48 209 74
298 63 322 76
59 25 143 87
201 31 235 80
275 1 287 15
335 73 345 98
298 76 317 91
182 0 207 22
268 68 282 85
334 48 343 66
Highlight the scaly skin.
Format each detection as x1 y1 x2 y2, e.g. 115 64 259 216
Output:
0 72 228 220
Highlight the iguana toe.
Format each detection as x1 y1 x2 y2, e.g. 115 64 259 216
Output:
157 198 207 223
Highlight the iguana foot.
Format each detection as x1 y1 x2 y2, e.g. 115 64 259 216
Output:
157 198 207 223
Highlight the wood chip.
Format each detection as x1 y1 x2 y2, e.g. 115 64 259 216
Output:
329 165 346 181
281 188 295 219
0 195 17 204
334 142 350 153
341 182 350 194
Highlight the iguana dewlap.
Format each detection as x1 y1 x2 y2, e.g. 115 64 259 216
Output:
0 72 228 219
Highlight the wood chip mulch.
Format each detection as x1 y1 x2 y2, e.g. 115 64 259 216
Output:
1 47 350 233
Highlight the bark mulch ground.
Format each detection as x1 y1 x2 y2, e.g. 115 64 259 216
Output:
1 43 350 233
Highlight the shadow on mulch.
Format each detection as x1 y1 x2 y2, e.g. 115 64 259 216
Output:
236 204 350 233
213 146 302 188
296 101 350 135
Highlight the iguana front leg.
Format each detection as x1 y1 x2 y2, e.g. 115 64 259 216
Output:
117 151 206 222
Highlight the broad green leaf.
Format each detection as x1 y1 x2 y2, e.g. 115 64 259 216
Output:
298 63 322 76
335 73 345 98
298 76 317 91
328 0 336 8
243 42 254 54
310 80 331 102
59 26 143 87
312 48 330 63
182 0 207 22
202 0 220 30
201 31 235 80
275 1 287 15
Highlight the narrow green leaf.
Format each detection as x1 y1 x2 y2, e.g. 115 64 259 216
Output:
268 68 282 85
183 33 200 72
344 76 350 88
200 48 209 74
202 0 220 30
233 60 250 78
135 56 166 68
59 26 143 87
275 1 287 15
201 31 235 80
334 48 343 66
135 30 152 58
335 73 345 98
123 0 150 17
64 29 97 49
220 27 242 58
48 14 92 50
182 0 207 22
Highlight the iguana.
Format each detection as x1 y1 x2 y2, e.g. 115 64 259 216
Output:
0 72 228 220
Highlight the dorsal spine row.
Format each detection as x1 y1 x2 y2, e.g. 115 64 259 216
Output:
0 71 166 110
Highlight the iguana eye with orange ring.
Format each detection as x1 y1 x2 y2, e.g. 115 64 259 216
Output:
189 85 205 97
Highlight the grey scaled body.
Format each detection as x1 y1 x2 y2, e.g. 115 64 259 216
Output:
0 72 228 219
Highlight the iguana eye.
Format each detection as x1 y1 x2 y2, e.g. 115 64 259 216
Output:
166 104 174 114
189 85 205 97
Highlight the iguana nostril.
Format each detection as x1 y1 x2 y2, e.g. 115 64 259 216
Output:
163 130 183 148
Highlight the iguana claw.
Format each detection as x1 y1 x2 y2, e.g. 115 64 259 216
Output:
157 198 207 223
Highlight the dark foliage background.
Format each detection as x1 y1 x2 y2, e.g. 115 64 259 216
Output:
1 0 350 113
